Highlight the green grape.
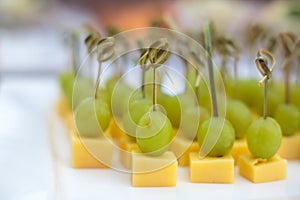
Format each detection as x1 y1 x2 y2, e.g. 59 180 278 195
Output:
105 76 119 97
122 98 152 138
246 117 282 159
159 92 194 128
129 98 152 123
59 71 75 106
136 110 173 156
110 83 137 118
96 88 110 105
238 79 261 108
74 97 111 137
197 79 211 112
226 99 253 139
274 104 300 136
157 93 179 127
253 83 284 117
291 84 300 110
180 105 210 140
224 78 235 99
157 90 168 105
197 117 235 157
72 77 94 109
185 66 196 94
178 93 195 112
128 89 143 107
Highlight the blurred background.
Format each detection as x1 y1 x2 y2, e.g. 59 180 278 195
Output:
0 0 299 77
0 1 300 199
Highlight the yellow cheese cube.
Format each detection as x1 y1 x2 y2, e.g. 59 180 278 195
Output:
119 136 141 169
238 154 287 183
230 139 250 165
109 118 127 140
132 151 177 187
189 152 234 183
71 134 114 168
278 134 300 159
169 134 199 166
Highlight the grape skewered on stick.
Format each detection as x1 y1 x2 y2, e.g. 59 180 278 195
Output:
197 22 235 158
136 38 173 156
75 36 115 137
274 32 300 136
246 48 282 159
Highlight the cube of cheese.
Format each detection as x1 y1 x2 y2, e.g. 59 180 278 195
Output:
132 151 177 187
238 154 287 183
169 134 199 166
189 152 234 183
230 139 250 165
71 133 114 168
109 118 127 141
278 134 300 159
119 136 140 169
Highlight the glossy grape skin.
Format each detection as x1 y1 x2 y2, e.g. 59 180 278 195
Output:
180 105 210 140
226 99 253 139
122 98 152 138
197 117 235 157
274 104 300 136
136 110 173 156
246 117 282 159
74 97 111 137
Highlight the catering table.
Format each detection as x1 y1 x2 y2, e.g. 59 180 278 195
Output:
0 77 300 200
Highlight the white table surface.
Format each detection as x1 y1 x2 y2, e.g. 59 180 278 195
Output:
0 77 300 200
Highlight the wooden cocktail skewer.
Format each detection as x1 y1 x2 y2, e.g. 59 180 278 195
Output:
95 37 115 99
255 48 276 119
148 38 169 111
